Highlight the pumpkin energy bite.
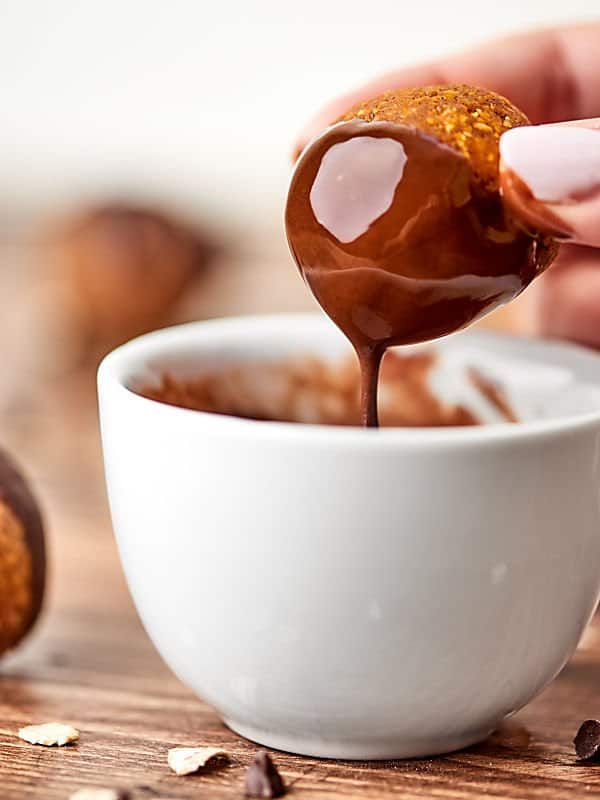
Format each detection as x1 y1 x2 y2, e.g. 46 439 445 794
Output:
286 84 559 426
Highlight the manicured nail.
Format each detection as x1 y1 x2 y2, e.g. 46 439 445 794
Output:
499 122 600 246
500 124 600 203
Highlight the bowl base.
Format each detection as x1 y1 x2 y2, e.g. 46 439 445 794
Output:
224 718 495 760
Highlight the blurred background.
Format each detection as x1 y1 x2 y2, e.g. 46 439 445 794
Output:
2 0 598 233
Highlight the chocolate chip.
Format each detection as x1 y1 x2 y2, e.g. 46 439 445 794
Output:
574 720 600 760
69 790 130 800
244 751 286 798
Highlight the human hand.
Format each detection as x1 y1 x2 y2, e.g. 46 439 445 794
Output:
295 24 600 347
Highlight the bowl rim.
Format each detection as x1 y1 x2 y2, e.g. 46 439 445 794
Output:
97 312 600 448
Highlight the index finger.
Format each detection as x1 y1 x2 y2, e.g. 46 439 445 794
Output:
296 23 600 152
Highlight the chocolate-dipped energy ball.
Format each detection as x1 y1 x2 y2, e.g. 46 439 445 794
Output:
286 84 558 425
51 204 213 353
0 449 45 655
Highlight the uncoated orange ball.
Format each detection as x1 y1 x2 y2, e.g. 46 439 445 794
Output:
0 449 45 656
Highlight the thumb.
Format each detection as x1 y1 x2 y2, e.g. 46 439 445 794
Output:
499 119 600 247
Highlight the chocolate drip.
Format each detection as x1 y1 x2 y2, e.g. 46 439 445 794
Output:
358 347 383 428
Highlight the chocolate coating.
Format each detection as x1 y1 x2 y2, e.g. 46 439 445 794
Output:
500 166 574 241
286 85 558 425
287 119 549 348
0 449 45 654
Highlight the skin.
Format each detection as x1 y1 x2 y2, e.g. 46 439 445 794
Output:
295 23 600 349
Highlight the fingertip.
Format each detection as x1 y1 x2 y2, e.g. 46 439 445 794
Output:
500 122 600 247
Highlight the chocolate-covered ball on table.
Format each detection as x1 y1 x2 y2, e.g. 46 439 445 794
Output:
49 204 214 357
0 449 45 656
286 85 559 426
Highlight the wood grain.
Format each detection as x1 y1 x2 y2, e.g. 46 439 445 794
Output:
0 243 599 799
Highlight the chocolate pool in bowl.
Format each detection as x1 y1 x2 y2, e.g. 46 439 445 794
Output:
137 349 518 427
99 314 600 760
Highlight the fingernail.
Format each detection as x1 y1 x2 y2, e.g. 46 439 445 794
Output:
500 124 600 203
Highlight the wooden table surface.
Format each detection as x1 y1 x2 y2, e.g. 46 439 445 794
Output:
0 243 599 799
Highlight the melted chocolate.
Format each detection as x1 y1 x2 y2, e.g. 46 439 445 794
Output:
468 368 518 423
500 167 574 241
286 120 551 426
137 351 492 427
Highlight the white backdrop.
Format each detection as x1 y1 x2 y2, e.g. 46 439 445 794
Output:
1 0 599 233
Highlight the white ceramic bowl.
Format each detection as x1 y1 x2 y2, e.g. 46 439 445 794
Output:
98 313 600 759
